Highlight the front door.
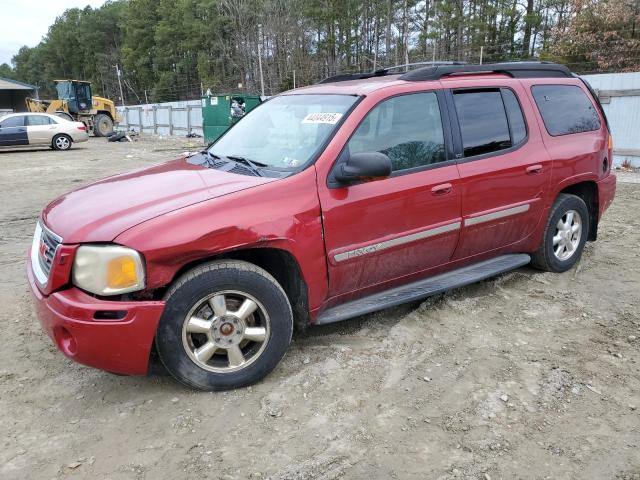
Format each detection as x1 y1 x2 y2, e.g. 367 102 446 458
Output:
0 115 28 146
318 91 462 299
446 85 551 259
26 115 56 144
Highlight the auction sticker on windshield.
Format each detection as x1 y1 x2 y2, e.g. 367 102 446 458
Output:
302 112 343 124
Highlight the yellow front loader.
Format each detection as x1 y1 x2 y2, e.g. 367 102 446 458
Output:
26 80 122 137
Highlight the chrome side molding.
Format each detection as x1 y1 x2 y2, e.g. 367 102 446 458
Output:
334 221 461 263
464 203 530 226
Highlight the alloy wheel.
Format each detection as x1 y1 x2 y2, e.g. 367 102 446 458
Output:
552 209 582 261
181 290 270 373
55 136 70 150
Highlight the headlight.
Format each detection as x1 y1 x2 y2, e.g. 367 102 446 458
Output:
72 245 146 296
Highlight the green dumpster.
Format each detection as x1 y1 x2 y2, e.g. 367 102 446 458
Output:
202 94 262 144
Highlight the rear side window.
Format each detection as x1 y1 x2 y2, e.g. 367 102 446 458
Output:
27 115 52 126
453 90 513 157
502 89 527 144
347 92 446 172
531 85 601 136
0 116 25 128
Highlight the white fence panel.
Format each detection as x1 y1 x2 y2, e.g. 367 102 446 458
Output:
116 100 203 136
583 72 640 167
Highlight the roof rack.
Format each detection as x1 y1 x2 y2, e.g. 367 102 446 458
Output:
399 61 572 81
316 61 466 84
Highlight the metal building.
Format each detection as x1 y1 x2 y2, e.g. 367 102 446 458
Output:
0 77 38 115
582 72 640 168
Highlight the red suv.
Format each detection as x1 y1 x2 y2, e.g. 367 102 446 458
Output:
28 62 616 390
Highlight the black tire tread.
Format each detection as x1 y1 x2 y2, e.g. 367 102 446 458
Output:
93 113 113 137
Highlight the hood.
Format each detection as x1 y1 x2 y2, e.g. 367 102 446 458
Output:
43 157 276 243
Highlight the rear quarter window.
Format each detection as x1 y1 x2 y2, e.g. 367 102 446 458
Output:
531 85 601 136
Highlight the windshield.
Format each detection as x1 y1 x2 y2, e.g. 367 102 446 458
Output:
56 82 72 100
209 94 358 169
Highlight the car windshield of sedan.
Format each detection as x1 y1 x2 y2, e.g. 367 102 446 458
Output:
209 94 358 170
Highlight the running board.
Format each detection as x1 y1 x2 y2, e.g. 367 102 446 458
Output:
316 254 531 325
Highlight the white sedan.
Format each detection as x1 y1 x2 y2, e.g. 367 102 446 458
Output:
0 112 89 151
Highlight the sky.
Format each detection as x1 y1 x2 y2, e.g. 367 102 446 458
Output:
0 0 107 66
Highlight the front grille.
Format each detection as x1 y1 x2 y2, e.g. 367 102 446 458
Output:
39 226 61 277
32 222 62 286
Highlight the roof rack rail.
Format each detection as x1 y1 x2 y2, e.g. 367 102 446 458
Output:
374 60 466 75
316 60 466 84
399 61 572 81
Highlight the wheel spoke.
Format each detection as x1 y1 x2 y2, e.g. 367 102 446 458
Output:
235 298 257 321
243 326 267 343
556 218 565 231
565 239 575 252
571 224 580 234
552 233 562 245
227 345 245 367
565 211 574 228
555 244 565 256
194 341 217 363
186 316 212 334
209 295 227 318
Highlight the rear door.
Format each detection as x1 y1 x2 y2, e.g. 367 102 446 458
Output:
446 83 551 259
318 90 462 298
26 115 56 144
0 115 28 146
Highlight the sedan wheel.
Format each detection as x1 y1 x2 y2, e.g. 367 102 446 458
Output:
52 134 71 151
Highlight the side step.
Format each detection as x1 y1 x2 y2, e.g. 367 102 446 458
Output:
316 254 531 325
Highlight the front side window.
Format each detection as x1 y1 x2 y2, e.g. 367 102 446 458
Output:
27 115 52 126
0 116 25 128
532 84 601 136
209 94 358 170
453 89 513 157
346 92 446 172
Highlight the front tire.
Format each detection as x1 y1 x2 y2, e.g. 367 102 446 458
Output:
155 260 293 391
531 193 589 272
52 134 72 151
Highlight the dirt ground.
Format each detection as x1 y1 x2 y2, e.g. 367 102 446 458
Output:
1 137 639 480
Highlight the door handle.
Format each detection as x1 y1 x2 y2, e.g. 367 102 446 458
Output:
431 183 453 196
526 164 543 175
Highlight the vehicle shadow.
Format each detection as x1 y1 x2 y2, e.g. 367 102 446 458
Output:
0 146 88 154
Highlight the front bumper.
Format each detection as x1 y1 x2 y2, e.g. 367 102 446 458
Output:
28 260 165 375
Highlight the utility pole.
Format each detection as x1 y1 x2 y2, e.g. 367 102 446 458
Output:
293 70 296 89
257 42 265 97
114 64 125 107
144 90 149 104
479 46 484 65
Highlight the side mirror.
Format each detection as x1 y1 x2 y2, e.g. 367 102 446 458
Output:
335 152 392 184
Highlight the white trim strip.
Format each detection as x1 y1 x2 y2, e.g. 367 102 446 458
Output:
464 203 530 226
334 221 461 263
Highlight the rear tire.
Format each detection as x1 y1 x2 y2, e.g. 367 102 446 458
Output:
531 193 589 272
52 134 72 151
156 260 293 391
93 114 114 137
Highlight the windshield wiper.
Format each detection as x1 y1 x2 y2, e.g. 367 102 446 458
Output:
226 155 267 176
198 150 228 168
